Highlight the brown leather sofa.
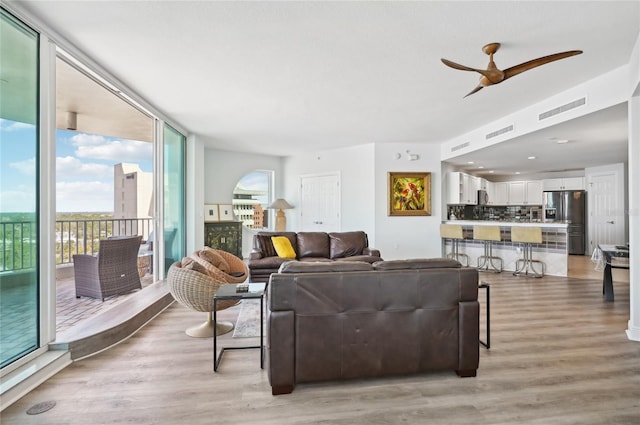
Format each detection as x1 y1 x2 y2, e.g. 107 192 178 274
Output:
248 231 381 282
266 259 479 395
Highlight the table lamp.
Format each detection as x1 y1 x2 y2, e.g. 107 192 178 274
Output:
268 198 293 231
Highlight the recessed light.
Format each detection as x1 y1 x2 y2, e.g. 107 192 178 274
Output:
515 172 521 175
489 170 495 173
556 139 569 144
528 156 536 160
467 161 474 164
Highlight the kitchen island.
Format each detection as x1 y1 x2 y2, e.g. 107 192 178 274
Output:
442 220 569 276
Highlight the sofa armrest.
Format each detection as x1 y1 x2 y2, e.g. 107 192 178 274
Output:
363 247 381 257
249 249 264 260
457 300 480 377
267 310 295 395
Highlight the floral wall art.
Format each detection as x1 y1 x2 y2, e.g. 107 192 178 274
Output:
388 172 431 216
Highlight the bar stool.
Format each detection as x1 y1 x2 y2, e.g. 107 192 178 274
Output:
474 225 503 273
511 226 545 278
440 224 469 266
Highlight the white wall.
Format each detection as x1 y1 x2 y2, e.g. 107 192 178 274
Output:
441 66 630 161
283 144 376 239
283 142 443 260
374 143 444 260
203 148 284 203
625 31 640 342
202 147 284 257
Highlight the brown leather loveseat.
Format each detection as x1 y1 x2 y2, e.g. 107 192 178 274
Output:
248 231 381 282
266 259 479 395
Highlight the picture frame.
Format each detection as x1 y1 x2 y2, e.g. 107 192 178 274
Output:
388 172 432 216
218 204 235 221
204 204 220 222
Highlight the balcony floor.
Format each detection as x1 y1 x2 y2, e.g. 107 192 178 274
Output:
56 272 155 335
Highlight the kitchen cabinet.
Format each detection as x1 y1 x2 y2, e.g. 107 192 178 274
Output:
489 182 508 205
508 181 526 205
505 180 543 205
204 221 243 258
543 177 585 191
479 178 488 191
525 180 543 204
447 172 480 204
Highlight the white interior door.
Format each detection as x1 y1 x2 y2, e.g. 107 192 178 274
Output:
300 173 340 232
587 166 625 253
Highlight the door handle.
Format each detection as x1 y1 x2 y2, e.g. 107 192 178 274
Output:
606 221 615 224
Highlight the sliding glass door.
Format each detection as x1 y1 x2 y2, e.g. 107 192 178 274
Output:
0 9 40 368
162 124 185 272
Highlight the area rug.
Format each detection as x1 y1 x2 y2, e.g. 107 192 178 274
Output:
232 299 264 338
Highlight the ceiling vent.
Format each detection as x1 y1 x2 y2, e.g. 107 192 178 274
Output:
485 124 514 140
539 97 586 121
451 142 470 152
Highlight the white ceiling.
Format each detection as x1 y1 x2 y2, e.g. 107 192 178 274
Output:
10 1 640 176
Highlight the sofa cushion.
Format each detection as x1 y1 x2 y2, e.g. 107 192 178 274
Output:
329 231 367 259
256 232 297 253
272 236 297 259
299 257 333 263
334 255 380 264
372 258 461 271
278 261 373 274
297 232 330 258
257 235 278 257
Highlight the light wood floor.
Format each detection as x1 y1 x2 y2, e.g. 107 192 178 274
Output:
2 256 638 424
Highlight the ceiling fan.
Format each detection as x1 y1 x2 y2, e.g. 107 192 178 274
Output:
441 43 583 98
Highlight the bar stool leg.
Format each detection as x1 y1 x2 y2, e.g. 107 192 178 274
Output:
513 243 545 278
446 238 469 266
477 240 503 272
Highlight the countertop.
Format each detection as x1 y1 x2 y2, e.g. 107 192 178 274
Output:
443 220 569 228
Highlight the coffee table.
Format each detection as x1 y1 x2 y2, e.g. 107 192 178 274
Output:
213 282 266 371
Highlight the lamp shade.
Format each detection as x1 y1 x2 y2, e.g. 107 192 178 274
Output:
268 198 293 210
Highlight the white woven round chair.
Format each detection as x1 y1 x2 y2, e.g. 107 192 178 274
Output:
167 253 247 337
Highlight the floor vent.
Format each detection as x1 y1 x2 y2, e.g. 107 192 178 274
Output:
451 142 470 152
485 124 514 140
539 97 586 120
26 401 56 415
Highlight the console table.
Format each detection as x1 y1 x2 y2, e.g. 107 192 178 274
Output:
204 221 242 258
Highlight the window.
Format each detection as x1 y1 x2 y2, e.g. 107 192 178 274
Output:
233 171 273 229
0 8 40 369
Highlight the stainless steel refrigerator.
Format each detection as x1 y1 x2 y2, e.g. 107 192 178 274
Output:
543 190 586 255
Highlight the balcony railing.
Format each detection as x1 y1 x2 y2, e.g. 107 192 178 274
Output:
0 218 152 272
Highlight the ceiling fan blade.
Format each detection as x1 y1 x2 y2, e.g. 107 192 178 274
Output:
503 50 583 80
463 85 484 98
441 58 484 73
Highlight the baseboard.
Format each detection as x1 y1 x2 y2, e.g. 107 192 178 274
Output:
626 320 640 342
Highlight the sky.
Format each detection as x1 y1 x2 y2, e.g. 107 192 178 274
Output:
1 118 152 213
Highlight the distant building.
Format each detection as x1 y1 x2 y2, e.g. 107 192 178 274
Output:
233 185 268 229
113 163 153 238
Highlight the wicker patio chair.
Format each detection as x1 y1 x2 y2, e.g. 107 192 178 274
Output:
167 260 242 337
73 235 143 301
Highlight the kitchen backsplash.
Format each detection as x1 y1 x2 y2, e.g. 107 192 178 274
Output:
447 205 542 222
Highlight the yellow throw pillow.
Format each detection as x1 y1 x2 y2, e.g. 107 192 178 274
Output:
271 236 297 259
